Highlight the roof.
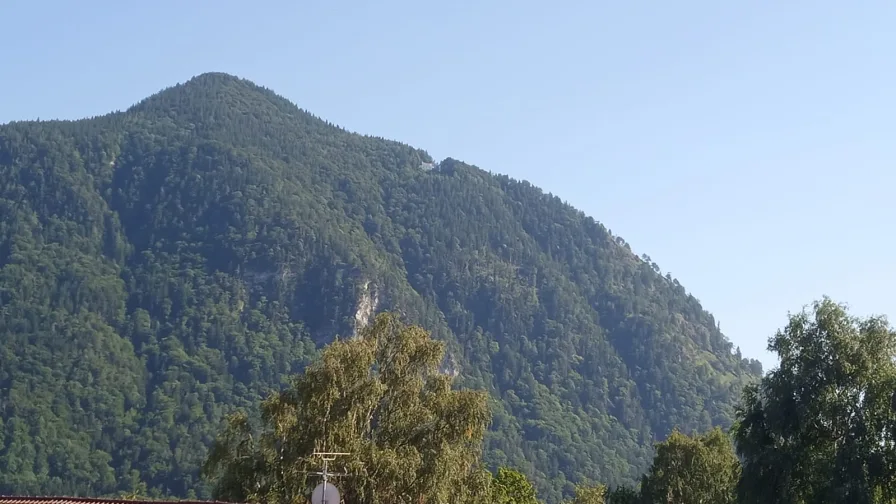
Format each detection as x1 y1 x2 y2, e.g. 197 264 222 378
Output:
0 498 242 504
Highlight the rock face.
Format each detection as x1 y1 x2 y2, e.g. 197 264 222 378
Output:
353 280 379 336
0 72 761 502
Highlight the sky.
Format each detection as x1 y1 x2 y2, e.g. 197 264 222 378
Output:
2 0 894 370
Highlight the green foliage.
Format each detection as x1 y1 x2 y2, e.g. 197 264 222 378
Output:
605 486 639 504
203 313 491 504
639 427 739 504
733 298 896 504
556 297 896 504
0 72 760 501
492 467 540 504
570 484 608 504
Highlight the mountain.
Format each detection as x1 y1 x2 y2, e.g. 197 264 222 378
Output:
0 73 762 502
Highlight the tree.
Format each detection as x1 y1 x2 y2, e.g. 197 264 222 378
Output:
491 467 539 504
605 486 639 504
733 298 896 504
570 484 608 504
639 428 739 504
202 313 493 504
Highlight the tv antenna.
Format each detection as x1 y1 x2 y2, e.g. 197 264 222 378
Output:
305 451 351 504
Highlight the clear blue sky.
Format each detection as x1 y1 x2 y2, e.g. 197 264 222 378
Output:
2 0 894 370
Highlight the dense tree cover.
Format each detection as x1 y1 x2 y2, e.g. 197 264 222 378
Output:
195 316 743 504
201 315 696 504
204 313 492 504
638 428 739 504
0 72 761 502
481 299 896 504
588 299 896 504
492 467 540 504
734 298 896 503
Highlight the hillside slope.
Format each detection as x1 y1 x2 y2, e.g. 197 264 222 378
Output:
0 73 761 502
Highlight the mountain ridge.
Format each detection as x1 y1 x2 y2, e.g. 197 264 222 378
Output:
0 72 760 502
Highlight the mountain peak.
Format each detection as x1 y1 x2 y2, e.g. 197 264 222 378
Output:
128 71 278 113
120 71 344 152
0 74 761 503
186 70 244 82
176 71 276 96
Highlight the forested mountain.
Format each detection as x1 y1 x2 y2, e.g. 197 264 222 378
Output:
0 73 762 502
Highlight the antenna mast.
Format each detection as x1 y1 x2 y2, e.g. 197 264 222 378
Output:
307 451 351 504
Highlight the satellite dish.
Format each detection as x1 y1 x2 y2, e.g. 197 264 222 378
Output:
311 482 341 504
